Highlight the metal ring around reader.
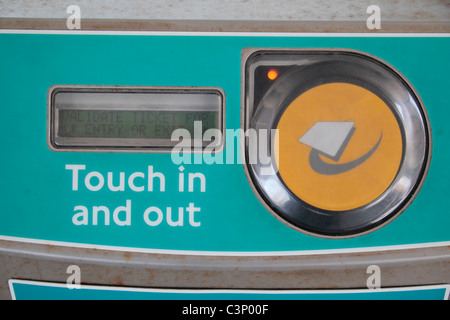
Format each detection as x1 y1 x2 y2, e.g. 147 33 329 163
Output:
244 49 431 238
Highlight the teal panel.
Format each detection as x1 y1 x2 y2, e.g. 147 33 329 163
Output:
0 32 449 252
10 281 449 300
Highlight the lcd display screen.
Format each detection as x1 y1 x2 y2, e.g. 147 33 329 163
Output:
49 86 224 151
58 109 218 139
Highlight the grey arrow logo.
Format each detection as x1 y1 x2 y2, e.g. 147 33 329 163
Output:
299 121 382 175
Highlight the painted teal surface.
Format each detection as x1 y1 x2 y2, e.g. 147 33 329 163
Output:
0 33 449 252
10 282 448 300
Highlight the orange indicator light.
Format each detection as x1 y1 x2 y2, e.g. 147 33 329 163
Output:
267 69 279 80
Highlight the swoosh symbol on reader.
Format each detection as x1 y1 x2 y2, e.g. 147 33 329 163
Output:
299 121 382 175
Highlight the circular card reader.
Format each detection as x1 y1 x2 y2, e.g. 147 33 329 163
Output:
243 49 431 238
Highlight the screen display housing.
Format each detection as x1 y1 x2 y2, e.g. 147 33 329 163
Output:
48 85 225 153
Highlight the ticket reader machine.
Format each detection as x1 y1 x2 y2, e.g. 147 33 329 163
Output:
0 8 449 300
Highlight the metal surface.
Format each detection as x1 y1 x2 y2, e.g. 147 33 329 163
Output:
1 0 449 32
1 239 449 300
1 0 449 24
1 18 449 33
